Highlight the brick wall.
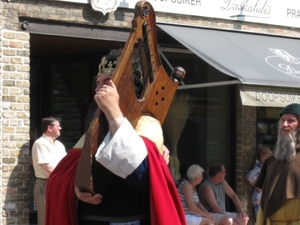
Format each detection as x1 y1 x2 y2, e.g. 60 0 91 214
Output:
156 13 300 38
1 28 30 224
236 87 257 225
3 0 133 31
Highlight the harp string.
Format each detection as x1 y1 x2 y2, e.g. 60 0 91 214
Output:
133 21 153 99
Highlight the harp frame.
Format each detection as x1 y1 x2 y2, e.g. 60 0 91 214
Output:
74 1 185 194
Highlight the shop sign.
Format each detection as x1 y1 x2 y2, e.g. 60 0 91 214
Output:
119 0 300 29
240 86 300 107
47 0 300 29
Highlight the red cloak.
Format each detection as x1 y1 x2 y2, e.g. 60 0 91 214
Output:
45 137 186 225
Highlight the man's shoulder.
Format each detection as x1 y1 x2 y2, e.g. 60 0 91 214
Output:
199 179 214 196
33 136 47 145
54 139 65 147
200 178 211 189
33 135 53 148
264 155 280 165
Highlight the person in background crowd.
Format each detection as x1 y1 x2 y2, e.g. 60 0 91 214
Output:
178 164 215 225
246 146 271 218
32 117 67 225
198 163 249 225
45 51 185 225
255 103 300 225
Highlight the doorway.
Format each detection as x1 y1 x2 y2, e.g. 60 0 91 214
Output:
29 34 125 223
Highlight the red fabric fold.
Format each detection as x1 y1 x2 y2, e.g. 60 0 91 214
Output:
46 139 186 225
143 137 186 225
46 148 81 225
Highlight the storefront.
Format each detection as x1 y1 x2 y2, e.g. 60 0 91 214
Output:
1 0 300 224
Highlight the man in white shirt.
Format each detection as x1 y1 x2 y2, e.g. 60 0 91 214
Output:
32 117 66 225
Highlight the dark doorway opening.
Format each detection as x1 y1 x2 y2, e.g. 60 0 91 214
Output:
29 34 125 224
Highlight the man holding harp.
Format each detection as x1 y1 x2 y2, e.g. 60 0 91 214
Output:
45 49 185 225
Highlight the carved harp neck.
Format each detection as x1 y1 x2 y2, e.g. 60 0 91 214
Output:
112 1 185 128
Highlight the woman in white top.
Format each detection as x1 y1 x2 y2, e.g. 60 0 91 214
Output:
178 165 215 225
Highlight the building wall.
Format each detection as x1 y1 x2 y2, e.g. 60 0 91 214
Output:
236 87 257 224
0 1 299 225
1 27 30 224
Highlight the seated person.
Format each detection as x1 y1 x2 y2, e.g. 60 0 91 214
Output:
198 163 249 225
178 164 215 225
246 146 271 217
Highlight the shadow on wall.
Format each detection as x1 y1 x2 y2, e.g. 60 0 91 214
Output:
4 139 35 224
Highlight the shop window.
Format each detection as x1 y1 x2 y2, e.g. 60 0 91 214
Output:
161 51 236 192
256 107 281 150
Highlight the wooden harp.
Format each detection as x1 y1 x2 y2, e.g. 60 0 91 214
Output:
75 0 185 194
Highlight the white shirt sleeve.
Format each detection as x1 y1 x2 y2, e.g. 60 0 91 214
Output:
94 118 148 178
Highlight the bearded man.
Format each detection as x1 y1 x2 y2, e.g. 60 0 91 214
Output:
255 103 300 225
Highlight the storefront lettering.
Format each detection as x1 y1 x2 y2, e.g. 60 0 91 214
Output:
287 9 300 18
153 0 201 6
255 92 300 103
221 0 271 16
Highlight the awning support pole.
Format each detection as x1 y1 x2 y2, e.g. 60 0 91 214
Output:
177 80 239 90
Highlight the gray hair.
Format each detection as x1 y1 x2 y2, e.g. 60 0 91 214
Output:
186 164 204 181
